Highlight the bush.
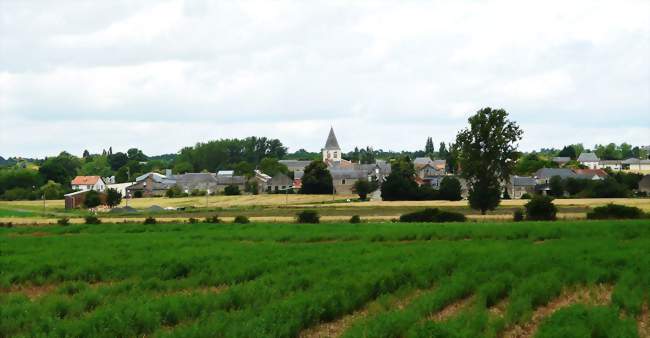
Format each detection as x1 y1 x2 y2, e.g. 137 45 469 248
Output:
143 216 157 224
513 209 524 222
57 217 70 226
84 215 101 224
399 208 466 223
188 217 198 224
224 185 241 196
296 210 320 224
586 204 644 220
233 215 249 224
133 190 143 198
520 193 532 199
350 215 361 223
165 185 183 198
205 215 221 223
0 222 13 228
438 177 463 201
524 195 557 221
190 189 207 197
83 190 101 208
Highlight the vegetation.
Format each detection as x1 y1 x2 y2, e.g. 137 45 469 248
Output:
143 217 157 224
352 179 377 200
105 188 122 208
300 161 333 194
84 215 101 224
349 215 361 223
296 210 320 224
1 220 648 337
524 195 557 221
456 107 523 214
204 215 221 224
399 208 466 223
587 204 645 220
513 209 524 222
57 217 70 226
223 185 241 196
233 215 250 224
83 190 101 209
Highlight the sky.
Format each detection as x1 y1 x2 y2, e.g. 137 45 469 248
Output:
1 0 649 158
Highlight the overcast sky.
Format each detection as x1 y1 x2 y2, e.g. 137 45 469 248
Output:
1 0 649 158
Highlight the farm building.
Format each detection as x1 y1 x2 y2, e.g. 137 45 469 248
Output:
70 176 106 192
64 190 107 209
507 176 537 199
577 152 599 169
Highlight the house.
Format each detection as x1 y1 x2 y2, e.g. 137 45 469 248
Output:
330 169 369 194
106 182 135 196
126 172 175 197
507 176 537 199
551 157 571 167
533 168 576 194
638 175 650 194
70 176 106 192
577 152 599 169
171 173 219 194
598 160 622 171
214 171 246 193
574 169 607 180
64 190 107 209
255 171 294 193
623 158 650 172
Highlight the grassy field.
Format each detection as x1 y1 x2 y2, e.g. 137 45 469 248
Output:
1 220 649 337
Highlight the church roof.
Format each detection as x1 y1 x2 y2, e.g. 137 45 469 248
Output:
324 127 341 150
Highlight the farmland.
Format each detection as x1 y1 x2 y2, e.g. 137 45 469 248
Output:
1 220 649 337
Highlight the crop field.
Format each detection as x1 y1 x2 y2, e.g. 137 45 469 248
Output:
1 220 649 337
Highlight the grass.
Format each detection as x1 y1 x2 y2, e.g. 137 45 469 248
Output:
1 220 649 337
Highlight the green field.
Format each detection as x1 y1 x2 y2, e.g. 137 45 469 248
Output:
1 220 649 337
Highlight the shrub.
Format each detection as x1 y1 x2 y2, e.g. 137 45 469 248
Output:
165 185 183 198
513 209 524 222
57 217 70 226
399 208 466 223
350 215 361 223
143 217 157 224
190 189 207 196
188 217 198 224
205 215 221 224
297 210 320 224
133 190 143 198
0 222 13 228
439 177 463 201
224 185 241 196
83 190 101 208
233 215 249 224
586 204 644 220
84 215 101 224
524 195 557 221
520 193 532 199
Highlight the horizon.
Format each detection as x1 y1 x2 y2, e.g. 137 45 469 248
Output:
1 1 649 158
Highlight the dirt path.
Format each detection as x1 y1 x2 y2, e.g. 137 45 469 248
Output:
489 297 509 317
428 295 475 322
501 284 612 338
299 288 426 338
639 302 649 338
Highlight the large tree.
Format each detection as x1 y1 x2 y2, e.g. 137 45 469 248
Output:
299 161 333 194
380 157 419 201
455 107 523 214
39 152 82 187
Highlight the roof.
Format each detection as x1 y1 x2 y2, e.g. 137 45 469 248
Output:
135 172 174 184
511 176 537 186
64 190 89 197
598 160 621 165
217 170 234 176
324 127 341 150
622 158 650 165
278 160 312 170
534 168 576 179
172 173 218 185
330 169 367 179
552 157 571 163
71 176 102 185
413 157 433 165
574 169 608 178
577 152 599 162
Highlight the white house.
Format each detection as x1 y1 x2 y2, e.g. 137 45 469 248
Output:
70 176 106 192
577 152 600 169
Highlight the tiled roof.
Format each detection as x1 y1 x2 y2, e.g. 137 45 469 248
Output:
71 176 102 185
534 168 576 179
577 152 599 162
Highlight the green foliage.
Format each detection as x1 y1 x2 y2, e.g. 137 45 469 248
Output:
352 179 376 200
296 210 320 224
79 155 113 177
204 215 221 224
190 189 207 196
438 176 462 201
84 215 101 224
535 305 637 338
524 195 557 221
548 175 564 197
233 215 250 224
57 217 70 226
0 168 43 199
513 209 524 222
188 218 198 224
259 158 289 177
83 190 102 209
40 180 65 199
165 185 183 198
349 215 361 223
39 152 82 188
381 157 419 201
105 188 122 208
223 185 241 196
557 145 577 160
400 208 466 223
587 204 644 220
514 153 557 175
172 161 193 175
143 217 156 225
456 107 523 214
299 161 333 194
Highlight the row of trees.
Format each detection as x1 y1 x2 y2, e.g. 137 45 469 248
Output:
547 173 643 198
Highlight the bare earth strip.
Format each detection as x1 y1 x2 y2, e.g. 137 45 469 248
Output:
639 302 649 338
502 284 613 338
489 298 509 317
299 288 425 338
428 296 475 322
1 280 117 300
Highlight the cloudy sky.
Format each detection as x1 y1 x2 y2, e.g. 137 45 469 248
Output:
1 0 648 158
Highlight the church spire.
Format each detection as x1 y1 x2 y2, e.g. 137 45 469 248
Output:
324 127 341 150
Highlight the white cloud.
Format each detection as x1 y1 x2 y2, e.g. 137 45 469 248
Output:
0 0 648 157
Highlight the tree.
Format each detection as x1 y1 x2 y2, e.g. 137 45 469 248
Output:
438 176 462 201
380 157 419 200
425 137 435 156
299 161 333 194
127 148 148 162
455 107 523 214
259 158 289 177
224 185 241 196
40 180 65 199
79 156 113 177
514 153 556 175
524 195 557 221
557 145 577 160
106 188 122 208
353 179 377 200
548 176 564 197
173 161 194 175
438 142 448 159
83 190 101 208
502 187 511 200
39 152 82 187
82 150 90 158
108 152 129 171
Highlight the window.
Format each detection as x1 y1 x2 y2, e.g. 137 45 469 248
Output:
342 179 346 185
334 152 338 158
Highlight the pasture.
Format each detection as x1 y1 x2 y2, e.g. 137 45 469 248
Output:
1 220 649 337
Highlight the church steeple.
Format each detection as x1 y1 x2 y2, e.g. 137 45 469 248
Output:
322 127 342 162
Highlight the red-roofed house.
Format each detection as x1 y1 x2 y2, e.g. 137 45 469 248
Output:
70 176 106 192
